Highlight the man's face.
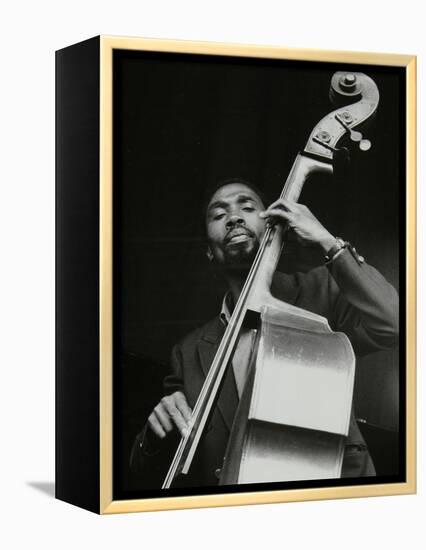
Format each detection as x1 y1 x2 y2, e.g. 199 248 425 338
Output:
206 183 266 270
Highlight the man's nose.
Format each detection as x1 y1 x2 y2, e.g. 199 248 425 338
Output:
226 213 245 229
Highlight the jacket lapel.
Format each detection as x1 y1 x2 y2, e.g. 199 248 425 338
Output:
197 318 238 432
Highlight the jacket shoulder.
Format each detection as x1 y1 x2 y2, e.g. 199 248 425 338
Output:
272 266 332 302
176 316 223 351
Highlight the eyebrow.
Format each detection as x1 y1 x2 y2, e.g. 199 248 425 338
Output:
207 194 259 213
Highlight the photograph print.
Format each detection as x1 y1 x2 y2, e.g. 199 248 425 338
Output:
111 48 404 501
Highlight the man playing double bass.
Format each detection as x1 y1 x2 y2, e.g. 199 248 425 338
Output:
130 178 399 488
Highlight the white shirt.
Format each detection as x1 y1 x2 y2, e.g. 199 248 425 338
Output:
220 292 257 398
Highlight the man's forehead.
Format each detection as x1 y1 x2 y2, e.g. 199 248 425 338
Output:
208 183 263 206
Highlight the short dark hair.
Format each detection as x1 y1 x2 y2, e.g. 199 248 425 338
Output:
203 177 268 217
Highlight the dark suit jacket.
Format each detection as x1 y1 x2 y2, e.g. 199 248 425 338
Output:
131 249 399 488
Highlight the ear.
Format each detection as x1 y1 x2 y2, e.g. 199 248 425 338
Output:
206 247 214 262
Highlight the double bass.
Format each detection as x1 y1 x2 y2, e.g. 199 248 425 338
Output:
163 71 380 488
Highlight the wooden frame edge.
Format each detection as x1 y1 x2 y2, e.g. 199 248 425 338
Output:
98 35 417 515
405 56 417 495
100 35 414 66
101 481 415 515
99 36 114 514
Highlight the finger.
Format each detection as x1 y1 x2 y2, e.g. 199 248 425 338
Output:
148 413 166 439
162 398 189 437
175 392 193 424
153 404 174 433
170 408 189 438
263 198 299 213
260 208 294 222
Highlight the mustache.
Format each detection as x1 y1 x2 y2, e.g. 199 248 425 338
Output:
224 227 255 243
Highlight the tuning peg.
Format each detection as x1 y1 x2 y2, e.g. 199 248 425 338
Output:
349 130 363 143
335 112 372 152
359 139 371 151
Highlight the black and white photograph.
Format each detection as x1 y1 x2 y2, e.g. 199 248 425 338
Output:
111 48 405 501
3 0 424 546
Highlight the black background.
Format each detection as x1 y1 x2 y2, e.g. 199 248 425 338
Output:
112 50 404 497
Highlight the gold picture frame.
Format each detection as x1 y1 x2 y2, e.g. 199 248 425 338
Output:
56 35 416 514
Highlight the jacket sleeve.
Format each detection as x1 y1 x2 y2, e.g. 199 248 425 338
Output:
324 248 399 356
128 344 184 488
163 343 185 396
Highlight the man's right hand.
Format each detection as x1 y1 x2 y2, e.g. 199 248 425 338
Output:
147 391 193 439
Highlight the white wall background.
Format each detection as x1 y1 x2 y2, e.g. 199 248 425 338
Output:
0 1 423 548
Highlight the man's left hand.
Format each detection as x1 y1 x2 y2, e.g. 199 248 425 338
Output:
260 199 335 252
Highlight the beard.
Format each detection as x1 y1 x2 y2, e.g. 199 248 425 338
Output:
222 238 260 275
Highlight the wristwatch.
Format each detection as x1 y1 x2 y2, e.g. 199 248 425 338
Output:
325 238 365 265
324 237 347 263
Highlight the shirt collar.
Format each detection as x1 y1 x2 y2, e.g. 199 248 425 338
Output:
220 291 233 326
